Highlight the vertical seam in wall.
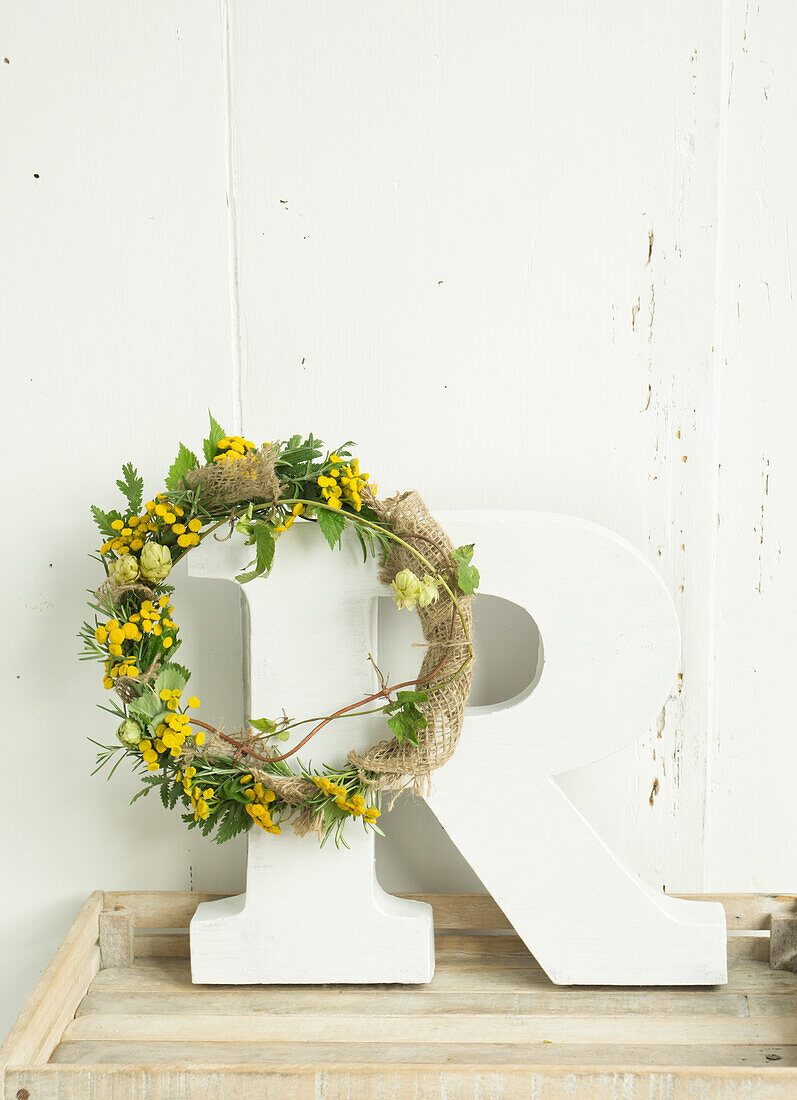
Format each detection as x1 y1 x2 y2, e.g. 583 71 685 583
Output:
222 0 244 433
704 0 731 892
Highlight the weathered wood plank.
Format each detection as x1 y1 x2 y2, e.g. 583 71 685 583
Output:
46 1040 797 1067
76 988 752 1019
0 892 102 1069
749 995 797 1017
26 950 100 1069
104 890 797 932
132 928 768 962
87 955 797 996
61 1011 797 1046
99 907 135 970
8 1064 797 1100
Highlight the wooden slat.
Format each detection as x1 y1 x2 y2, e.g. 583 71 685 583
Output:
133 930 538 962
76 988 752 1018
9 1064 797 1100
61 1010 797 1046
132 928 770 962
102 892 227 929
677 896 797 931
103 889 797 931
26 949 100 1067
0 892 102 1069
87 954 797 996
749 995 797 1017
47 1040 797 1067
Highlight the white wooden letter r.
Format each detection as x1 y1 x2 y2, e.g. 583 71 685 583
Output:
189 511 727 986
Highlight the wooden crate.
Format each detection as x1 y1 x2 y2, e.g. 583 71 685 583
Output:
3 892 797 1098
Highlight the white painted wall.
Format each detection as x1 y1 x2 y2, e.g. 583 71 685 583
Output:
2 0 794 1031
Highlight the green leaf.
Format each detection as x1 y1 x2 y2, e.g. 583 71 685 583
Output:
165 443 200 491
153 663 191 696
127 689 163 725
450 544 479 593
116 462 144 514
317 507 347 550
249 717 278 734
254 523 275 573
387 710 422 746
235 522 275 584
450 544 474 566
456 562 480 595
393 689 429 706
91 505 123 539
384 690 428 745
214 801 251 844
203 411 226 463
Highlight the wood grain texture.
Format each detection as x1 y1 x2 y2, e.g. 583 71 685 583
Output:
102 889 797 930
0 0 238 1037
707 0 797 892
99 908 135 970
225 0 722 903
8 1065 797 1100
5 894 797 1100
0 892 101 1069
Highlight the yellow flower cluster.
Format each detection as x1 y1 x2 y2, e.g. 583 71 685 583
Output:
312 776 381 822
131 597 178 650
138 738 160 772
177 766 215 821
95 617 141 656
95 595 180 689
316 455 375 512
100 495 203 557
97 615 143 686
159 687 183 711
137 695 203 770
242 777 281 834
103 658 139 685
273 502 304 533
213 436 256 466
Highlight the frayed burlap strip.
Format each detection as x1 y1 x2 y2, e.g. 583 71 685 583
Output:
97 578 157 607
183 445 283 509
347 489 474 792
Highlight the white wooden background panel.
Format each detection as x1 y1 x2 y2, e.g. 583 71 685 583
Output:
2 0 796 1034
0 0 242 1036
228 0 720 895
707 0 797 891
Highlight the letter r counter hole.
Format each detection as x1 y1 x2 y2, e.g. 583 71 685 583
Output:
375 593 543 709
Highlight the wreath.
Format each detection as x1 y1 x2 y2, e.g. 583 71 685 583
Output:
81 416 478 846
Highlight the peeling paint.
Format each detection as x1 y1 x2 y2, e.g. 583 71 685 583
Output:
649 777 660 806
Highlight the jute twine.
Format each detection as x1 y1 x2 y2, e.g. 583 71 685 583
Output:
347 489 474 793
183 445 283 509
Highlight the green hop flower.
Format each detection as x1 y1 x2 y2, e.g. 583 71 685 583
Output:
417 574 440 608
108 553 139 586
116 718 143 747
139 542 172 583
391 569 421 610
